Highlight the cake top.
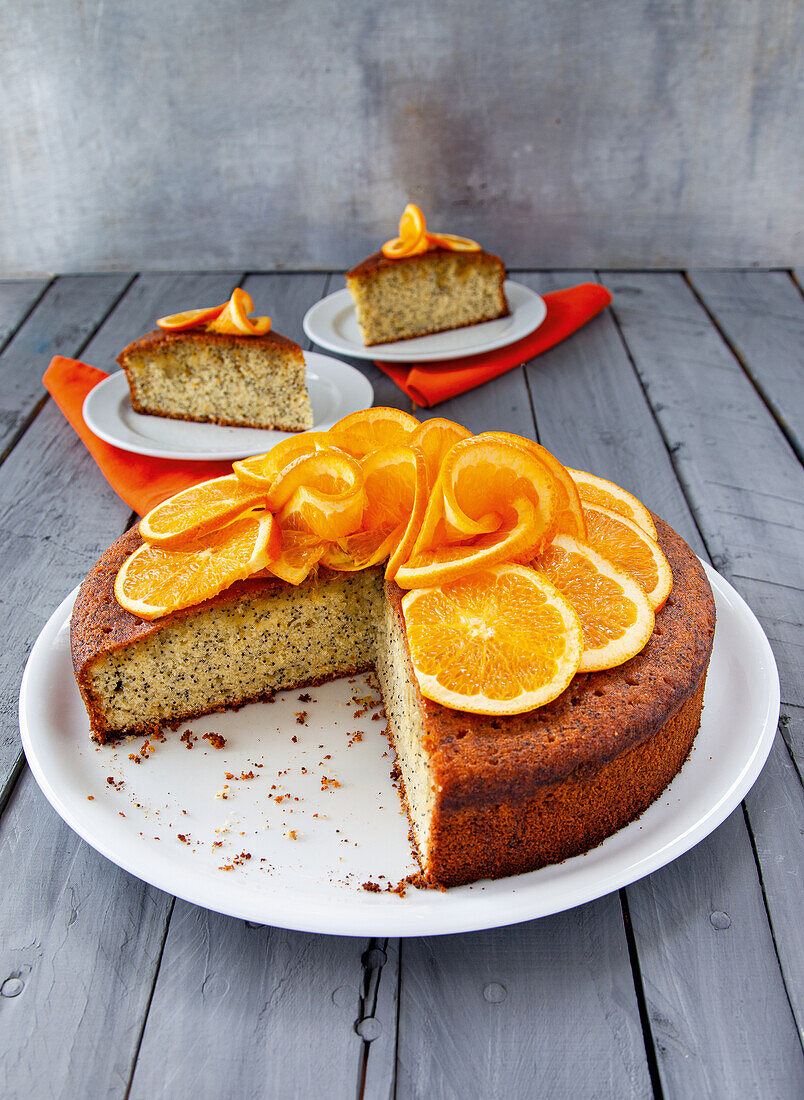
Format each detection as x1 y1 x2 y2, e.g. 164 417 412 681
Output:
118 326 302 361
107 407 677 720
345 248 505 280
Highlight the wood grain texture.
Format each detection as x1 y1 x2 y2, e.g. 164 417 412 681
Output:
362 939 399 1100
2 1 802 274
0 769 173 1099
0 274 130 455
744 729 804 1044
519 269 804 1094
605 271 804 696
688 270 804 462
0 279 48 351
129 903 367 1098
626 807 804 1096
396 896 652 1099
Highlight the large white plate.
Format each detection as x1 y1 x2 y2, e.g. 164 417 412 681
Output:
303 280 547 362
82 352 373 461
19 565 778 938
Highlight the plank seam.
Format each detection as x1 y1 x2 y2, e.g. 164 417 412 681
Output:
0 754 27 821
0 278 54 357
779 710 804 788
124 894 177 1099
619 888 665 1100
684 273 803 465
740 798 804 1054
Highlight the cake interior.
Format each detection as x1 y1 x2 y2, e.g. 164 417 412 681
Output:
121 337 313 431
82 568 437 862
346 251 507 345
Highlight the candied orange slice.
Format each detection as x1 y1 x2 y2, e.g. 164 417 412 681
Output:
268 450 364 540
426 232 481 252
115 513 280 620
233 433 333 489
582 504 672 611
139 475 266 547
409 417 473 489
395 437 558 588
266 527 328 585
402 564 582 714
536 534 655 671
479 432 585 538
381 203 429 259
206 288 271 336
568 469 657 540
327 407 421 457
156 304 227 331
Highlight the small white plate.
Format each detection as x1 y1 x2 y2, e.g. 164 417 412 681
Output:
20 564 778 938
82 352 374 461
303 280 547 362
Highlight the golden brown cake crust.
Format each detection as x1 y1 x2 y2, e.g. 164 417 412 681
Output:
116 327 302 364
346 247 507 281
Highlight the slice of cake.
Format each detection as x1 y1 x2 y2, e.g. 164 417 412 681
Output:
346 204 508 345
117 288 314 432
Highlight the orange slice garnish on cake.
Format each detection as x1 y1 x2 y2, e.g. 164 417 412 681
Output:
582 504 672 611
536 534 655 671
568 470 657 540
268 450 365 541
233 433 333 489
206 288 272 336
266 527 328 585
381 204 482 259
156 304 227 331
395 437 558 588
402 563 582 714
479 432 586 539
327 407 421 457
409 418 473 489
139 475 266 548
115 512 280 620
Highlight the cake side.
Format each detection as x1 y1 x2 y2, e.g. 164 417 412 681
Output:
117 328 313 431
345 250 508 346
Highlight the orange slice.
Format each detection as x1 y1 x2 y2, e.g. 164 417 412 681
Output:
381 204 429 258
269 450 364 541
582 505 673 611
568 469 657 540
479 432 586 538
395 437 558 588
206 288 271 336
233 433 333 489
139 475 266 548
401 564 582 715
156 304 226 331
409 417 473 489
327 407 421 457
115 512 280 620
266 527 327 585
426 232 481 252
536 534 655 671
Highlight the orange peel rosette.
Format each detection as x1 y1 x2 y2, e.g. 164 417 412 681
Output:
381 204 481 260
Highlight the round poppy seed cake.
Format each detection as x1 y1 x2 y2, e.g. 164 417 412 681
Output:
71 516 715 887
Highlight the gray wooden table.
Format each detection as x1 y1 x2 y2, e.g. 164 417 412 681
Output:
0 270 802 1099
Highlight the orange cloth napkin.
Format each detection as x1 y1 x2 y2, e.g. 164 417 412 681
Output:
43 357 233 515
375 282 611 407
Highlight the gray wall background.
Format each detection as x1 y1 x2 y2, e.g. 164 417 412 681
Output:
1 0 801 275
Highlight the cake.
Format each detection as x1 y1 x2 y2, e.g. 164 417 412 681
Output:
71 516 714 888
117 288 313 432
345 204 508 345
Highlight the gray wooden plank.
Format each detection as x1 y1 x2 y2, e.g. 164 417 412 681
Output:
129 903 367 1099
241 270 329 350
514 270 804 1094
0 279 49 352
0 274 131 456
744 726 804 1044
362 940 399 1100
604 271 804 702
0 768 173 1099
688 270 804 462
396 894 652 1100
781 704 804 775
